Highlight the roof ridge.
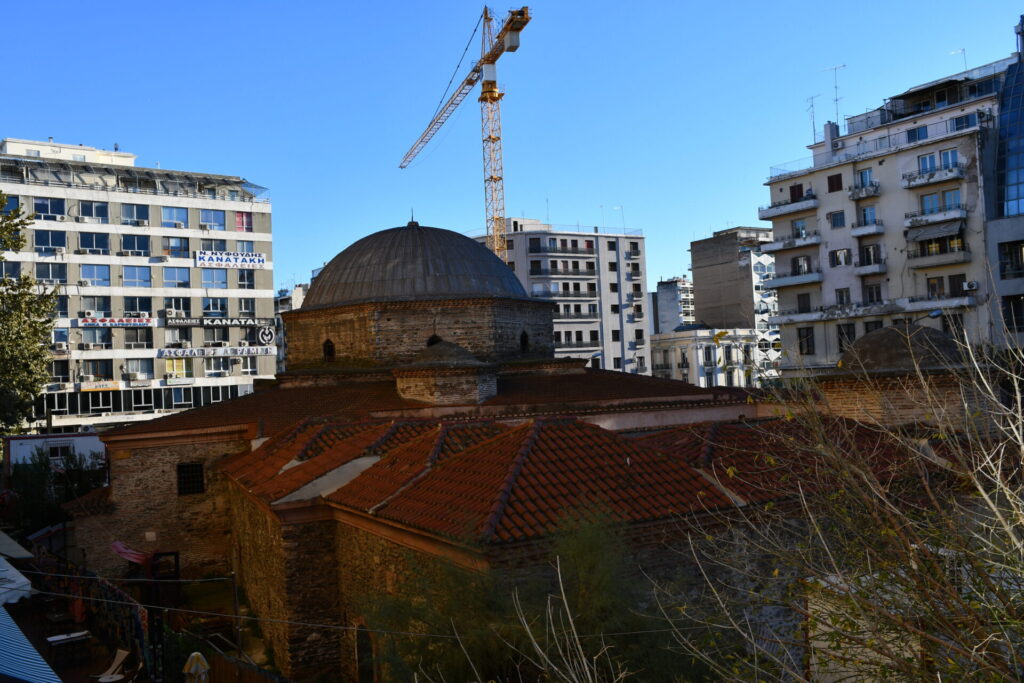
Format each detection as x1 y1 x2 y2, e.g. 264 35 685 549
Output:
480 420 541 542
366 425 444 515
701 422 720 466
427 423 450 466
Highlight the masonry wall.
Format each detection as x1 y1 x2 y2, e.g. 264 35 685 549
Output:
818 374 986 427
283 298 554 368
71 439 246 575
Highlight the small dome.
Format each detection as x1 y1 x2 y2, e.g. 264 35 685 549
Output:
839 324 961 373
303 223 528 309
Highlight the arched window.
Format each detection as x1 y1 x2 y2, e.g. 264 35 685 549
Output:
426 334 442 347
356 625 375 683
520 331 530 353
322 339 335 362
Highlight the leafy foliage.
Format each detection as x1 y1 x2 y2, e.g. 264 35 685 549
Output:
9 446 107 534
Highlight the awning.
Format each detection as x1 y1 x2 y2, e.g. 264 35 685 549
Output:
0 556 32 605
906 220 963 242
0 606 61 683
0 530 33 560
111 541 151 566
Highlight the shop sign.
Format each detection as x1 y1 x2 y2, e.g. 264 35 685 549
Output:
79 380 121 392
156 346 275 358
165 317 274 328
195 251 267 269
78 317 155 327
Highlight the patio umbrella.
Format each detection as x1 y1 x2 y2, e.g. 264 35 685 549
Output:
182 651 210 682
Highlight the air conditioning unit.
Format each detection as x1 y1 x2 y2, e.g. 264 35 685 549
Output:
157 255 170 262
163 373 175 379
82 309 97 317
831 139 845 150
199 223 215 230
133 219 149 227
124 310 139 317
181 341 192 348
79 343 94 350
164 309 181 318
74 248 86 254
126 372 143 381
238 341 249 347
78 280 92 287
56 215 68 222
215 340 229 347
964 280 979 291
138 311 150 318
172 221 185 228
53 247 66 255
79 374 96 382
52 342 68 351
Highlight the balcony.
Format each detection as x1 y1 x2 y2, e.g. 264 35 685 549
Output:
901 163 966 189
553 311 600 320
529 267 595 278
533 290 598 299
764 269 823 289
633 338 646 348
907 244 971 268
761 231 822 254
850 219 885 237
904 204 967 228
902 294 977 313
527 245 596 256
626 271 642 280
555 339 601 349
624 250 641 259
847 181 881 201
758 194 819 220
854 257 887 276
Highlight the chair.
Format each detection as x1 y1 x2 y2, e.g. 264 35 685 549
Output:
89 648 129 679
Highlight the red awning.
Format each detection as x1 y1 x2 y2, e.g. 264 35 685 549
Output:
110 541 151 566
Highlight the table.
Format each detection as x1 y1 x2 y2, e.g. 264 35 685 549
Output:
46 630 91 665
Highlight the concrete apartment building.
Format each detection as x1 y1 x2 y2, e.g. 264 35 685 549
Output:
486 217 650 374
651 276 695 334
0 138 275 431
273 283 309 373
759 28 1024 372
651 227 780 387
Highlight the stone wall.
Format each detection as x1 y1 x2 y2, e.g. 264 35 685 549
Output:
818 373 985 427
394 368 498 405
283 298 554 369
70 439 246 576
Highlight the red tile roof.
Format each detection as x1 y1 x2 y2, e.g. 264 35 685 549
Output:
360 419 734 544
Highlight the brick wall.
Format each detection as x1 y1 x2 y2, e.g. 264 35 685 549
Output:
818 373 984 427
283 298 554 369
394 368 498 405
71 439 246 575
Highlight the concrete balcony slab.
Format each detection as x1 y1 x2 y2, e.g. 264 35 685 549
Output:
758 196 819 220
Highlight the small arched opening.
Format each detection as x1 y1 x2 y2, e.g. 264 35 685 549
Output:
520 331 530 353
426 334 443 347
322 339 336 362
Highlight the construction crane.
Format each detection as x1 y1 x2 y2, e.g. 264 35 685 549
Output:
399 6 531 262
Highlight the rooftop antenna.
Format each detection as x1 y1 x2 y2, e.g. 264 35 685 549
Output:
823 64 846 127
950 48 967 71
806 94 821 140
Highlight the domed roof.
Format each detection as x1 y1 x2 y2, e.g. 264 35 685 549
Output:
838 324 962 373
303 223 529 309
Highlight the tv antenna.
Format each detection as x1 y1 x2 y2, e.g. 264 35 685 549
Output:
823 64 846 126
806 94 821 140
950 48 967 71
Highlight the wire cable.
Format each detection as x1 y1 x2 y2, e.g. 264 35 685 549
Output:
431 11 483 120
18 568 231 584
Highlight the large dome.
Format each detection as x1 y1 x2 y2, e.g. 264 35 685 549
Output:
302 222 529 309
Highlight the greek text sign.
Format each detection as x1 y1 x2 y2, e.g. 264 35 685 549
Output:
165 317 274 328
78 318 155 327
195 251 267 269
156 346 275 358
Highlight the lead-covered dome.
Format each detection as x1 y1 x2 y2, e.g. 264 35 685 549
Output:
303 223 528 309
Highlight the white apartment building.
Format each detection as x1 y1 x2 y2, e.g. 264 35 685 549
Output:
651 327 773 388
759 40 1024 373
652 276 695 333
483 218 650 374
0 138 275 431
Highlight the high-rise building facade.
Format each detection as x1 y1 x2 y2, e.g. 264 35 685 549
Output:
690 227 777 331
758 29 1024 373
0 138 275 431
652 276 695 334
482 218 650 374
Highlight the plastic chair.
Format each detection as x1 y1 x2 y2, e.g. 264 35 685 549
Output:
89 648 129 679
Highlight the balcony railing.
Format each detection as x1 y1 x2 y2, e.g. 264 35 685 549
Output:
533 290 598 299
761 231 822 253
555 339 601 349
907 243 970 259
529 267 595 277
907 244 971 268
904 203 966 227
527 245 596 256
763 268 824 289
758 193 819 220
850 219 884 237
901 162 966 188
553 311 600 320
0 171 270 203
847 181 881 200
1000 263 1024 280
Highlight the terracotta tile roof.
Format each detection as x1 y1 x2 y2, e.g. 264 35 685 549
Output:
330 421 509 512
365 419 734 544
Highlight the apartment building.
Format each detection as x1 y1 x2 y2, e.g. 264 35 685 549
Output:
758 34 1024 372
651 276 695 334
651 327 767 388
274 283 309 373
484 218 650 374
0 138 275 431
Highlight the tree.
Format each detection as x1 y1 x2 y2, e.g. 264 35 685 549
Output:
0 191 56 431
659 324 1024 681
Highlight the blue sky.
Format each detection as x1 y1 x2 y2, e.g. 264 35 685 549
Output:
4 1 1022 290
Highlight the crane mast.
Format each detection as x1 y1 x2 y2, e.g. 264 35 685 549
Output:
400 6 530 263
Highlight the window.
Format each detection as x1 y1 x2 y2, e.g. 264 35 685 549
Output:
2 196 18 215
203 297 228 317
0 262 19 279
52 328 69 344
165 326 190 344
51 360 70 382
607 261 617 272
163 236 189 258
34 230 66 250
81 264 111 286
864 320 884 334
926 276 945 299
827 173 842 192
948 273 967 296
125 358 154 378
235 212 253 232
918 153 937 173
35 262 67 283
124 266 152 287
204 327 229 344
835 287 851 305
165 358 194 378
797 293 811 313
907 125 928 143
176 463 205 496
81 296 111 316
237 270 255 289
162 206 189 228
80 232 110 254
837 323 856 351
200 209 226 230
236 240 254 253
79 201 109 223
859 205 876 225
53 295 68 317
611 329 621 342
82 328 112 347
941 148 959 169
201 238 226 252
122 234 150 255
791 255 811 275
863 283 883 304
171 387 194 408
860 243 883 265
241 327 258 344
920 193 940 214
828 248 851 267
34 197 65 219
124 296 152 315
609 283 618 293
163 267 190 288
121 203 150 225
25 149 40 157
610 304 619 314
797 327 815 355
82 359 113 380
238 298 256 316
204 357 231 375
202 268 228 289
942 188 961 210
857 168 873 187
241 356 258 375
613 357 622 369
791 219 807 238
950 113 977 131
606 240 617 251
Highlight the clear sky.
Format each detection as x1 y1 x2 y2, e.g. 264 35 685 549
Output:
4 1 1022 290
